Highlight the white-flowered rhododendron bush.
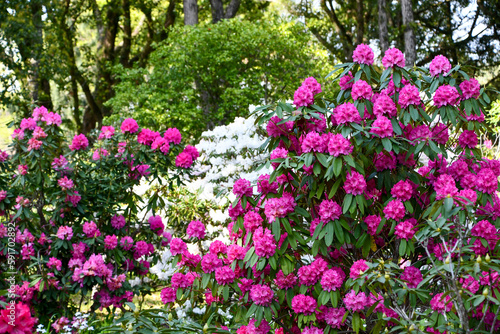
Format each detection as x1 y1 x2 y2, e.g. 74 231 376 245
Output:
162 46 499 334
0 111 198 329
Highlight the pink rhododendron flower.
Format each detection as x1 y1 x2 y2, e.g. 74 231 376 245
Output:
431 123 449 144
254 227 277 258
270 147 288 168
298 265 320 286
458 130 478 148
111 214 126 229
430 293 452 314
69 134 89 151
398 84 421 108
382 47 405 68
292 294 317 315
215 266 236 285
374 151 396 171
352 44 374 65
383 200 405 221
350 259 369 279
170 238 187 256
175 152 193 168
343 289 367 312
460 78 480 100
164 128 182 144
371 115 393 138
344 171 367 195
301 131 323 153
137 128 160 146
47 257 62 271
365 215 382 235
250 284 274 305
328 134 353 157
302 77 322 95
391 180 413 201
476 168 498 194
429 55 451 77
0 302 37 334
351 80 372 100
56 226 73 240
183 145 199 160
395 220 415 240
186 220 206 239
149 215 164 235
266 116 294 137
264 192 296 222
83 221 101 238
333 102 361 124
339 71 354 90
27 138 42 151
99 125 115 139
373 94 397 118
233 178 253 197
201 253 223 273
20 117 36 131
433 85 460 107
319 199 342 222
160 287 176 303
321 268 345 291
209 240 227 255
58 176 74 191
104 235 118 250
400 266 423 288
244 211 263 232
294 85 314 107
121 118 139 134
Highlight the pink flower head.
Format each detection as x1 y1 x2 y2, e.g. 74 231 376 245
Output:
292 294 317 315
244 211 263 233
350 259 369 279
328 134 353 157
148 215 164 235
395 220 415 240
344 170 367 195
373 94 397 118
264 192 296 223
382 47 405 68
227 244 246 262
434 174 458 199
321 268 345 291
476 168 498 194
186 220 205 239
209 240 227 255
175 152 193 168
365 215 382 235
183 145 199 160
433 85 460 107
383 200 405 221
334 102 361 125
201 253 223 273
20 118 37 131
399 84 421 109
83 221 101 238
56 226 73 240
27 138 43 151
339 71 354 90
160 287 176 303
319 199 342 222
432 123 449 145
215 266 236 285
352 44 374 65
164 128 182 144
374 151 397 171
111 215 126 229
45 112 62 126
351 80 372 100
270 147 288 168
104 235 118 250
324 307 346 329
99 125 115 139
32 126 47 139
371 115 393 138
121 118 139 134
294 85 314 107
460 78 480 100
137 128 160 146
400 266 422 288
120 236 134 250
32 106 48 120
250 285 274 306
430 293 452 314
69 134 89 151
170 239 189 258
254 227 277 258
233 178 253 197
302 77 322 95
458 130 478 149
58 176 74 191
391 180 413 201
266 116 294 137
12 129 25 140
47 257 62 271
301 131 323 153
429 55 451 77
298 265 320 286
343 290 368 312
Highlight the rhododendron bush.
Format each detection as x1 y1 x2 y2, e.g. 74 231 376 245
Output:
162 46 499 334
0 110 197 328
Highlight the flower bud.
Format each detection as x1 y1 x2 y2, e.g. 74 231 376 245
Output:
483 288 489 297
485 254 491 263
203 323 209 333
445 255 451 264
477 255 482 264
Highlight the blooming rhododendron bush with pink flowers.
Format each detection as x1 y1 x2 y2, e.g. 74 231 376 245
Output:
0 110 198 330
160 47 500 334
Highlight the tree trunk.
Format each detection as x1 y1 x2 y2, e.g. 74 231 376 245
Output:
355 0 364 45
224 0 241 19
210 0 224 23
401 0 416 66
378 0 389 54
184 0 198 25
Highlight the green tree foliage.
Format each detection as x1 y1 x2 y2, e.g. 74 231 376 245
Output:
106 18 333 139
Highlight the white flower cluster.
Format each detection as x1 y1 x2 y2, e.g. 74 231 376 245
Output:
147 248 176 281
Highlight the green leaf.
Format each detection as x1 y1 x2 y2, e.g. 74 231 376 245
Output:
352 312 361 334
343 194 353 214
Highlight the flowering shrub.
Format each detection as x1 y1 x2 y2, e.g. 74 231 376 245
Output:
161 50 498 334
0 107 196 329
